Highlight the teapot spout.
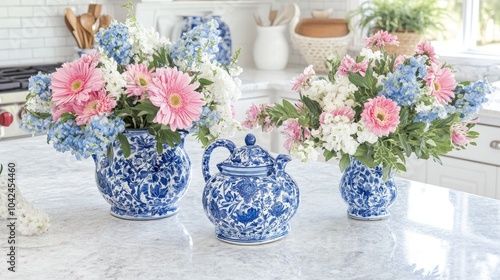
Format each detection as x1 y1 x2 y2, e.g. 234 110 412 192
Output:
272 154 292 175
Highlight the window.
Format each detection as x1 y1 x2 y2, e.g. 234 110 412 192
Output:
431 0 500 56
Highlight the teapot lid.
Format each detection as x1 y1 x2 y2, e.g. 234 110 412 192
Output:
220 134 274 169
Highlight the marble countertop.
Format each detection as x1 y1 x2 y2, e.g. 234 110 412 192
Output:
1 135 500 279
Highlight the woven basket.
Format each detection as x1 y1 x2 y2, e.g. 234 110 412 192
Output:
289 4 352 73
383 32 422 56
290 30 353 73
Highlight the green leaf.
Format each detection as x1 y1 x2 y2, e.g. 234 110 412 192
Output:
59 112 76 123
339 154 351 172
323 150 336 162
116 133 131 158
398 134 412 156
198 78 214 86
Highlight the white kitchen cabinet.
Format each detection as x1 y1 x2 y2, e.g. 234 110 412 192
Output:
427 156 498 198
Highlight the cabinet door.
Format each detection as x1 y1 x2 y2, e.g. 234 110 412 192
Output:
396 155 427 183
427 156 497 198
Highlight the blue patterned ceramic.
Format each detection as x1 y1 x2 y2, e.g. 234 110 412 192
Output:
339 158 397 220
202 134 300 245
181 15 232 64
93 130 191 220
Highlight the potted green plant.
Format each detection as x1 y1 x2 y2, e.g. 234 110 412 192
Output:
349 0 447 55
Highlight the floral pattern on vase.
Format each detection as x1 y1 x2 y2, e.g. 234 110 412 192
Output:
93 130 191 220
202 134 300 244
339 158 397 220
181 15 232 64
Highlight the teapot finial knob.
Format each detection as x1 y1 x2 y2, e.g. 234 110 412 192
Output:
245 134 256 146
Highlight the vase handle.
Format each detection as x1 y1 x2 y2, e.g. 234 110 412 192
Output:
202 139 236 183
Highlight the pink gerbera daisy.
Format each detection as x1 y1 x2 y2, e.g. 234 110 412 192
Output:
291 65 315 91
365 30 400 48
336 55 368 77
360 96 400 137
416 41 439 64
72 89 117 125
79 49 101 68
426 63 456 104
149 67 204 131
50 58 104 107
52 103 75 123
124 63 154 99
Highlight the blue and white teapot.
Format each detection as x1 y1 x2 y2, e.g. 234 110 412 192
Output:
202 133 300 245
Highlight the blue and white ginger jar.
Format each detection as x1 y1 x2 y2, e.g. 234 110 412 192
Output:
202 134 300 245
339 158 397 220
93 130 191 220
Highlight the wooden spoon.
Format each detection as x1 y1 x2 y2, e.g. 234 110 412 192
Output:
64 8 82 48
99 15 112 29
76 16 89 49
80 13 96 47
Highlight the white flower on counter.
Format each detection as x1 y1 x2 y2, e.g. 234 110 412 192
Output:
0 175 50 236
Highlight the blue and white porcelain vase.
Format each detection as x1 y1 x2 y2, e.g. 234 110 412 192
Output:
339 158 397 220
202 134 300 245
93 130 191 220
180 15 232 64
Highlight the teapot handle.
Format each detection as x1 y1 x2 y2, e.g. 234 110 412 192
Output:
202 139 236 182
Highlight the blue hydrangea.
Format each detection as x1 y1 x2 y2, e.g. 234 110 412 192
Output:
189 107 220 134
95 23 132 65
448 80 492 120
379 57 426 106
20 113 52 133
47 116 125 160
414 105 447 123
169 19 221 69
28 72 52 101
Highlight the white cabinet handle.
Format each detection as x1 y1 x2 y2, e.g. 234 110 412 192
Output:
491 141 500 150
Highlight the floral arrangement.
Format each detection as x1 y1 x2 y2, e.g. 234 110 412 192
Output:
21 4 242 160
243 30 492 179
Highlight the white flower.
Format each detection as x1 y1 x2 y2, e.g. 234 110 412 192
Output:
0 175 50 236
25 95 52 113
290 140 318 162
301 79 331 103
126 20 170 64
313 116 360 155
99 55 127 98
357 122 379 144
359 48 383 61
322 76 357 112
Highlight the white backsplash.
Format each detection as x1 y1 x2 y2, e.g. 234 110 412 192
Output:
0 0 498 81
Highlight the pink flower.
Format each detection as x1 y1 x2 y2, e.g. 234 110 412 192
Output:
336 55 368 77
451 122 473 148
50 58 105 107
242 104 261 129
124 64 154 99
416 41 439 64
72 89 117 125
52 103 75 122
365 30 400 48
283 119 310 151
149 67 205 131
361 96 400 137
426 63 456 104
291 65 315 91
79 50 101 68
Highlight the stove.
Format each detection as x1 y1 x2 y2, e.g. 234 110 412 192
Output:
0 64 61 140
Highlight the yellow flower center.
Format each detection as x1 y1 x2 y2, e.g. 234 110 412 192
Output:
434 81 441 92
71 80 82 91
376 113 385 121
138 76 148 87
169 93 182 108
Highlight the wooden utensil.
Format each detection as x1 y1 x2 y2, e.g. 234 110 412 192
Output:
64 8 83 48
88 4 102 19
269 10 277 26
99 15 112 29
80 13 96 47
76 15 89 49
